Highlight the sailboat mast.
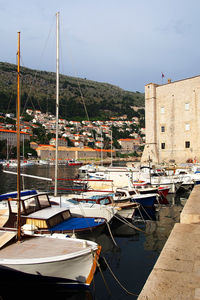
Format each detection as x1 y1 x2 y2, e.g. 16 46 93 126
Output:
16 31 21 241
54 12 60 196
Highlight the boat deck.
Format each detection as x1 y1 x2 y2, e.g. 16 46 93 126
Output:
109 201 138 209
0 208 9 227
0 234 92 259
26 206 68 220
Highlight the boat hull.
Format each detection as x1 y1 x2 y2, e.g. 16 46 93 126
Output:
116 208 135 220
50 197 117 223
1 251 95 284
131 194 158 207
0 236 101 285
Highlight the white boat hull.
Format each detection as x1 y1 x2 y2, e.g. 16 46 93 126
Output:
50 196 117 223
0 236 101 285
116 208 135 219
2 251 95 284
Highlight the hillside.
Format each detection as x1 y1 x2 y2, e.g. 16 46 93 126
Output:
0 62 144 120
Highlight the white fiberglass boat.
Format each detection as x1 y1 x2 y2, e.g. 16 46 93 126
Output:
50 195 118 223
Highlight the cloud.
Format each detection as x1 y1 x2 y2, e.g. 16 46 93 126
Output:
156 19 192 36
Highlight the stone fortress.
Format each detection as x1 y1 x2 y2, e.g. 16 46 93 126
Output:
142 75 200 164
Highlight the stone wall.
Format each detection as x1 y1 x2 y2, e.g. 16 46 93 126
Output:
142 76 200 164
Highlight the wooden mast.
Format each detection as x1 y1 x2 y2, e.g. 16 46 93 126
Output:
16 31 21 241
54 12 59 196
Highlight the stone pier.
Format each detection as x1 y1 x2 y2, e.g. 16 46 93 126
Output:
138 185 200 300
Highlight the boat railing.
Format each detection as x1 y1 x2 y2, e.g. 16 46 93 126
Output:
50 177 114 193
74 196 112 205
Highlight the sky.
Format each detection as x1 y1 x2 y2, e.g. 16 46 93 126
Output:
1 0 200 92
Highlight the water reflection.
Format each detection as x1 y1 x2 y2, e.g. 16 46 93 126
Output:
144 190 190 253
0 165 79 194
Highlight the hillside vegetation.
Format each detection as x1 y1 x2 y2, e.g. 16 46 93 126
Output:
0 62 144 120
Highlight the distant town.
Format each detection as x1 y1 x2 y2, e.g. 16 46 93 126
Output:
0 109 145 162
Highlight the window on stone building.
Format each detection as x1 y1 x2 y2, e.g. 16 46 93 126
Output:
185 103 190 111
161 126 165 132
185 124 190 131
161 143 165 149
161 107 165 114
185 141 190 148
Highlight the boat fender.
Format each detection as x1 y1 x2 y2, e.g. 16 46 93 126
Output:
95 218 104 223
115 207 122 210
22 224 38 235
83 241 88 248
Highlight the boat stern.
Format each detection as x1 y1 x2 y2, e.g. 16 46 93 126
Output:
85 245 101 285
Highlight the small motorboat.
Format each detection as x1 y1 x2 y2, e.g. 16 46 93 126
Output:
66 159 83 167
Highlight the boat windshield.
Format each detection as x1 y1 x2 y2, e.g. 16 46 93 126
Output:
129 191 137 196
22 194 51 215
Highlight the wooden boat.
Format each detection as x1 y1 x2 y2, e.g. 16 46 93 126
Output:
0 231 101 286
0 190 106 235
0 26 101 287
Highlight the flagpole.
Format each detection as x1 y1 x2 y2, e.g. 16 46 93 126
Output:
161 72 165 84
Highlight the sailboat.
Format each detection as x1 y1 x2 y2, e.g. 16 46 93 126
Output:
49 15 117 223
1 13 108 234
0 19 101 287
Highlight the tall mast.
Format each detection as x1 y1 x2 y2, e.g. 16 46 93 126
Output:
16 32 21 241
54 12 60 196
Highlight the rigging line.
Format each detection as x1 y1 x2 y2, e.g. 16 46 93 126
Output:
102 256 138 297
19 16 56 115
19 56 36 114
59 17 64 77
5 55 19 116
76 78 90 122
58 29 95 140
58 28 90 122
5 60 15 115
18 55 37 114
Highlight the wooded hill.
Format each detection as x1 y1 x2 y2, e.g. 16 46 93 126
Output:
0 62 144 120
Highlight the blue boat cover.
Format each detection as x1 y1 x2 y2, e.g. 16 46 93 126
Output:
0 190 37 201
49 217 105 232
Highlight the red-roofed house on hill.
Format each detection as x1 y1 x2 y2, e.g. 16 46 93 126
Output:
118 138 142 152
0 129 30 146
49 137 68 147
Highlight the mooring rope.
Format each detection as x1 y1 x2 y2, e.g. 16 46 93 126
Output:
140 205 153 221
105 221 118 247
96 255 111 296
113 213 145 233
102 256 138 297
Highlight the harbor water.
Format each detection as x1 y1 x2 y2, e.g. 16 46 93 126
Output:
0 164 191 299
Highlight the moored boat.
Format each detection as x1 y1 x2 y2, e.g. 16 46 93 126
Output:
66 193 140 221
66 159 83 167
0 26 101 288
0 190 106 236
0 231 101 286
50 195 118 223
